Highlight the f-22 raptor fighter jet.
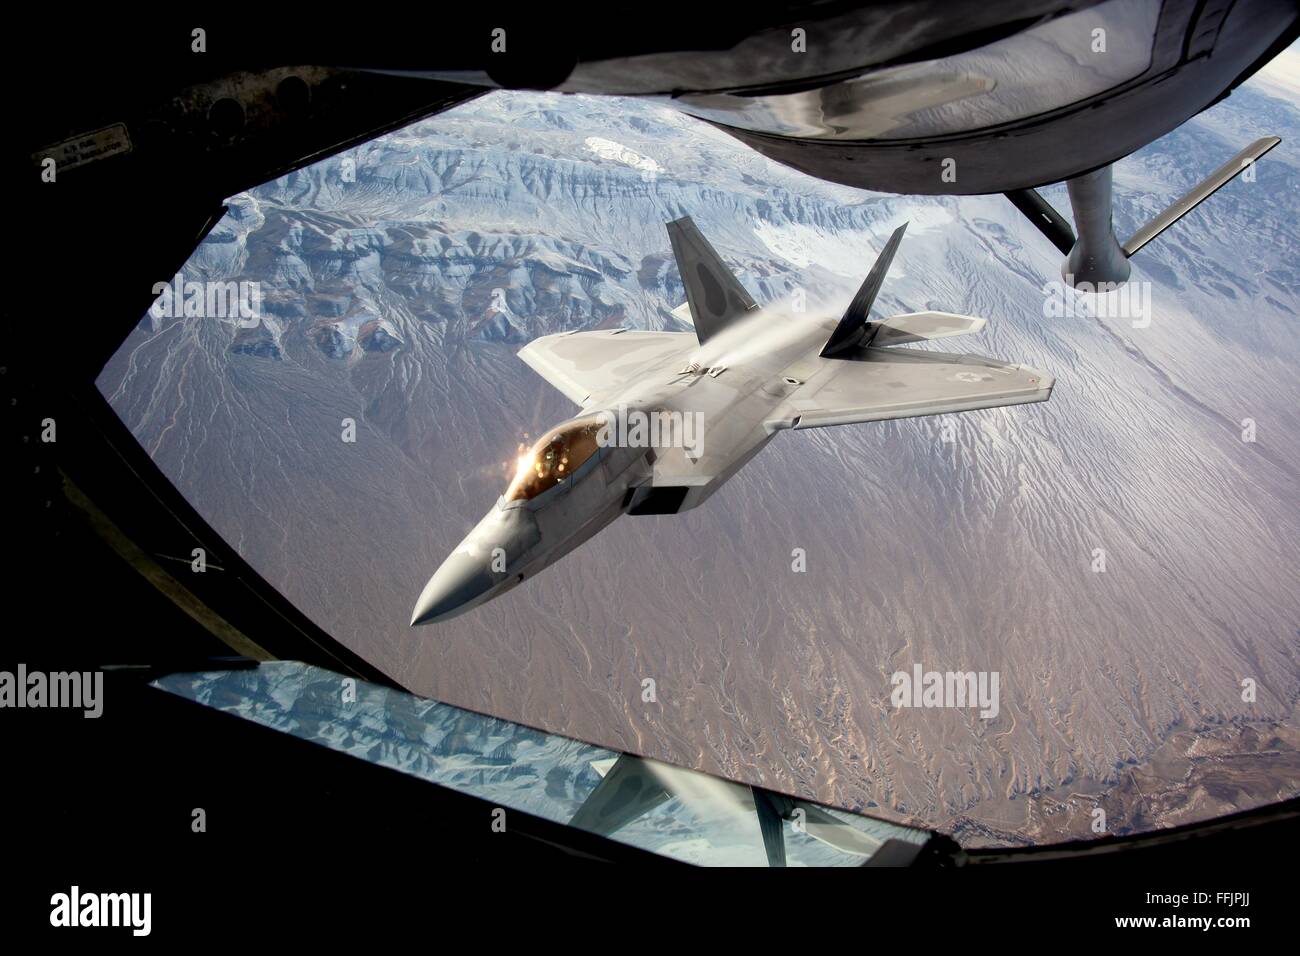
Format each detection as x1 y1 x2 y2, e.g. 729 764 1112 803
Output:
411 218 1053 626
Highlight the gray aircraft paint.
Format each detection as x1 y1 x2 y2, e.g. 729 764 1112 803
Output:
411 218 1052 625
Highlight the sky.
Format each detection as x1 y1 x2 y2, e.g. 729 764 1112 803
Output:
1255 38 1300 100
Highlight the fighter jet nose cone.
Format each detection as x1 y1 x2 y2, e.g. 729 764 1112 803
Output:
409 551 497 627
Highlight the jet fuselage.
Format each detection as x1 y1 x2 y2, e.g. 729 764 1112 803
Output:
410 217 1053 626
409 306 832 626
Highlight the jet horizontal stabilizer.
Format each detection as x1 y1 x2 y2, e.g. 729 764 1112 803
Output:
665 215 758 345
871 311 986 346
820 222 908 358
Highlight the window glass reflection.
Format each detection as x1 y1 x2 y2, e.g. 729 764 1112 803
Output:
505 418 604 501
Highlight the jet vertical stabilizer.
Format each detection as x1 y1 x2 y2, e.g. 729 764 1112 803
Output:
665 216 759 345
821 221 908 357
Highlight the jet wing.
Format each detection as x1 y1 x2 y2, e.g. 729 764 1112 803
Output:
518 330 697 408
782 347 1052 430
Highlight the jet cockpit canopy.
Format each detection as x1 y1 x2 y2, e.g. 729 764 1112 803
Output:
505 416 605 502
